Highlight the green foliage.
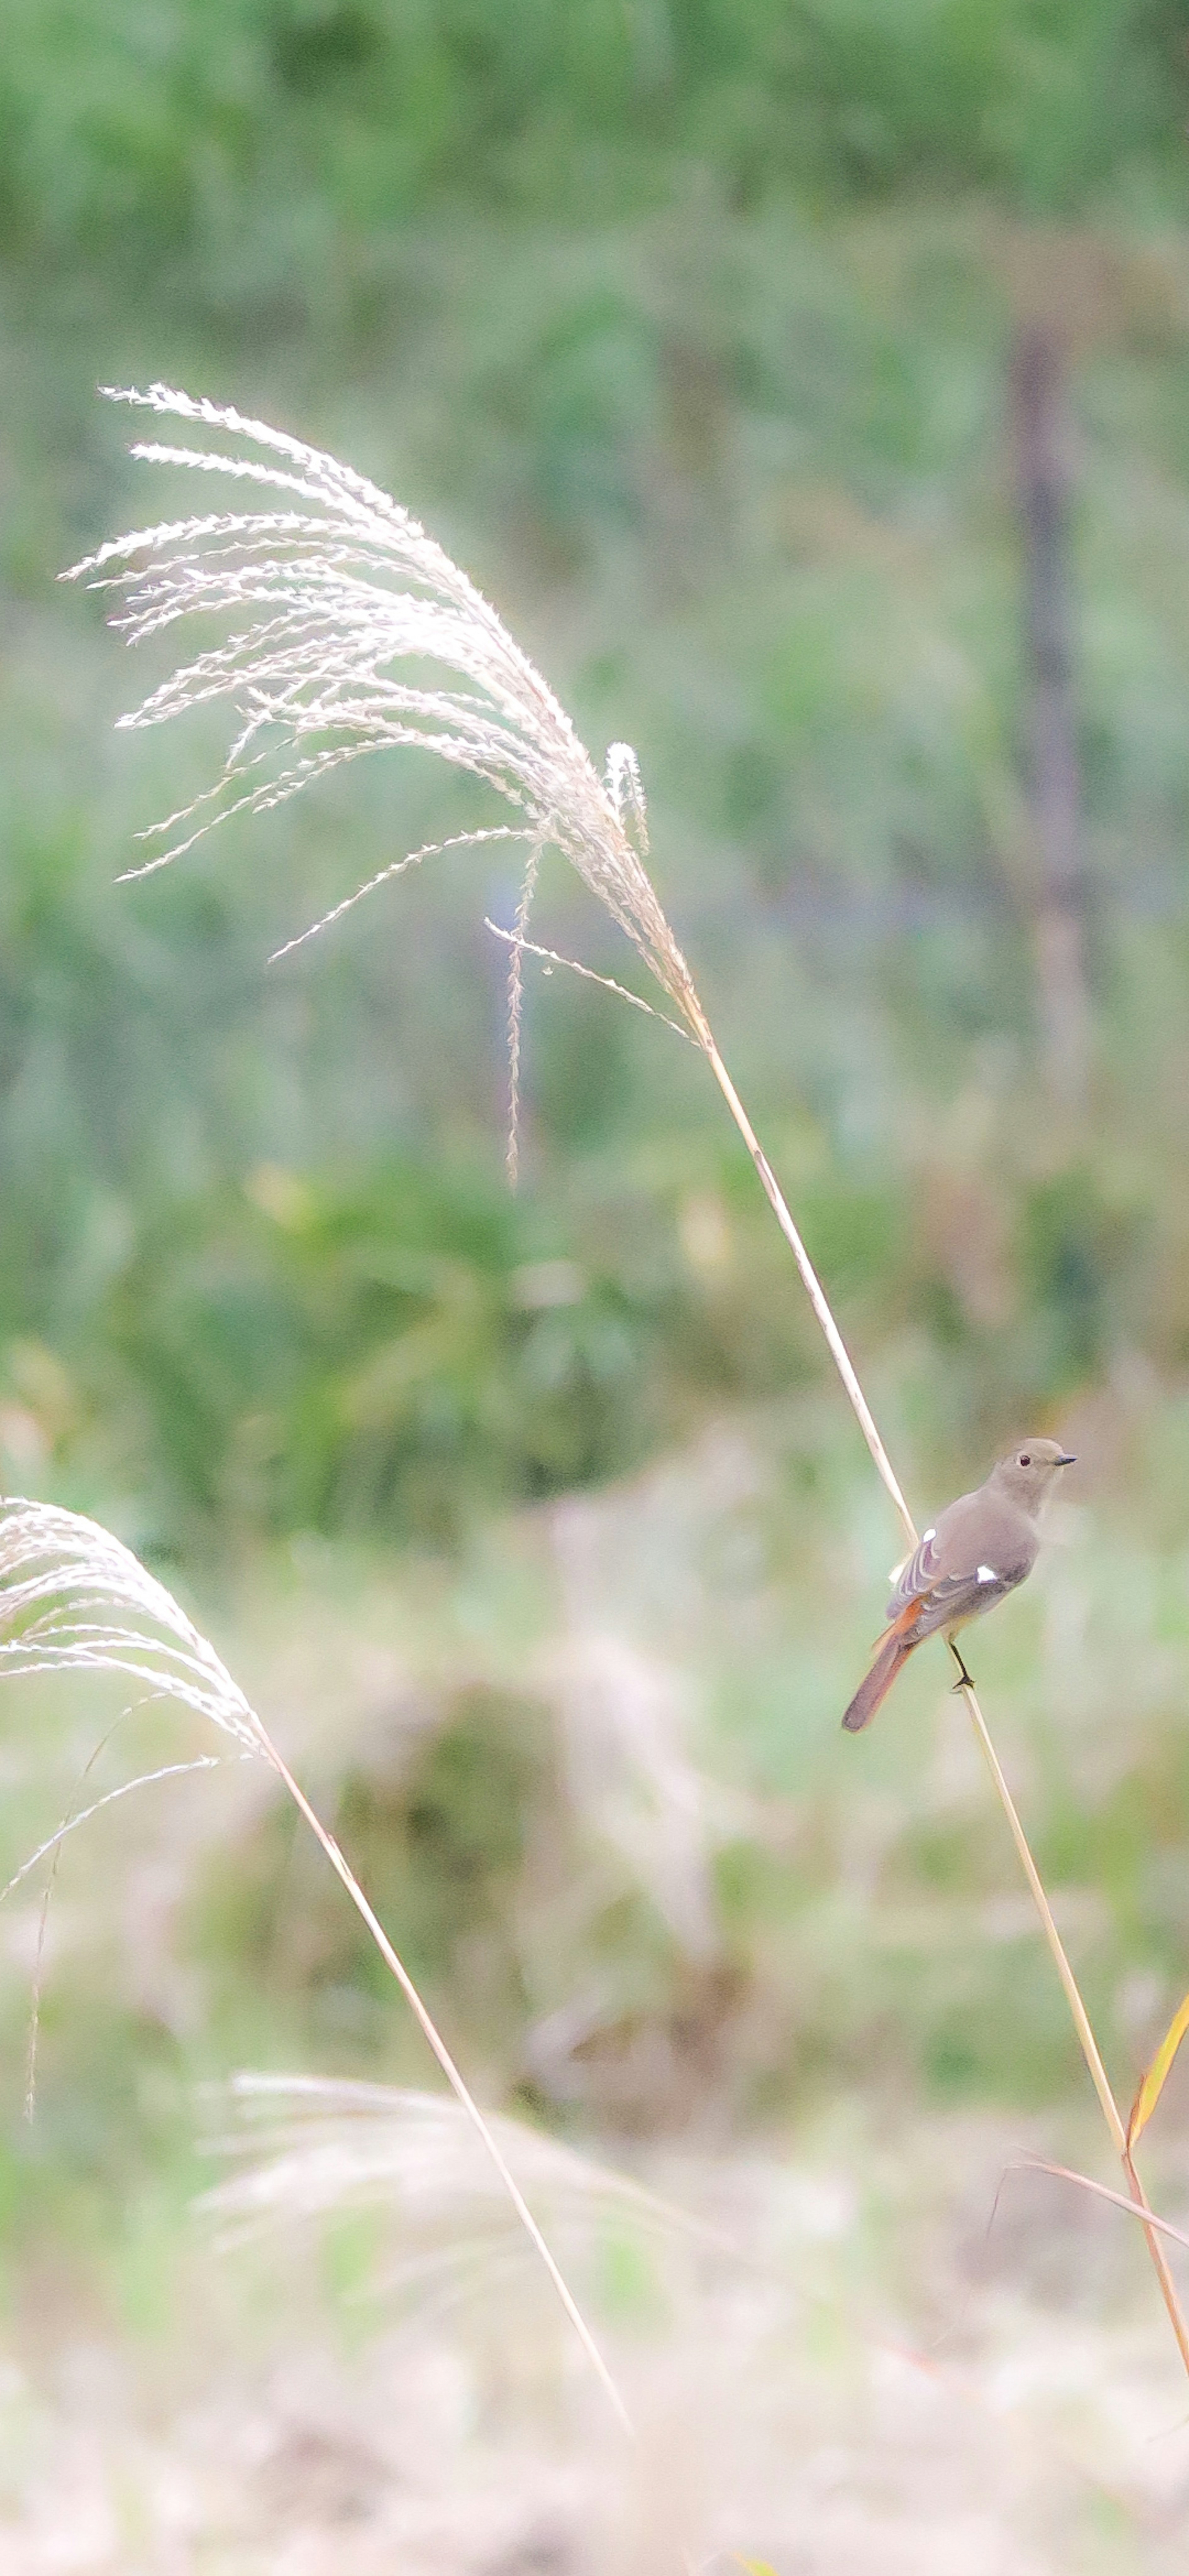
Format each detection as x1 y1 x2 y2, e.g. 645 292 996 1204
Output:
8 0 1189 2272
2 0 1185 311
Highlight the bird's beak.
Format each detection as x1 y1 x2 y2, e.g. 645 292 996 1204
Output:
1056 1452 1076 1467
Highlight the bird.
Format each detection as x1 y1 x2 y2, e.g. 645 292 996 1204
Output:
841 1439 1075 1732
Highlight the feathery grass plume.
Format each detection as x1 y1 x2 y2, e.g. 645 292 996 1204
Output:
0 1497 630 2433
62 383 707 1067
0 1497 263 1744
63 383 893 1490
71 387 1189 2383
202 2072 705 2314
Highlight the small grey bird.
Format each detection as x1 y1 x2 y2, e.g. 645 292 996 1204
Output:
841 1438 1075 1732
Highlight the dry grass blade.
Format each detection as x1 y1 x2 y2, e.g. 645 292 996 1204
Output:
1010 2157 1189 2258
0 1498 631 2434
2 1737 231 2121
504 837 542 1185
75 386 1189 2386
484 919 694 1043
1128 1990 1189 2153
0 1758 226 1904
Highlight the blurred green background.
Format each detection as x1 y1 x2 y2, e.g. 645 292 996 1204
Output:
6 5 1189 2558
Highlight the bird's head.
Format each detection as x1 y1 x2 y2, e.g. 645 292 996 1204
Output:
992 1438 1076 1514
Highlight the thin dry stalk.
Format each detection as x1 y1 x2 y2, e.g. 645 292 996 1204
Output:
697 1058 1189 2368
506 837 542 1185
700 1050 1187 2354
248 1714 634 2431
707 1080 1189 2372
75 385 1189 2378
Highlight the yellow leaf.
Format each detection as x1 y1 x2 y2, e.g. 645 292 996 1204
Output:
1129 1989 1189 2151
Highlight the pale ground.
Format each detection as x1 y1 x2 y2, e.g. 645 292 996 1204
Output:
2 2113 1188 2575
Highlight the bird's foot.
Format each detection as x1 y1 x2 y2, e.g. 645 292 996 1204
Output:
950 1650 975 1692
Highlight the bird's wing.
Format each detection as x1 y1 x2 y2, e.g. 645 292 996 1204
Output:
888 1514 963 1615
884 1494 1017 1637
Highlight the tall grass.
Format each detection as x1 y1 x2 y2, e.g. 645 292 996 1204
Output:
57 383 1189 2384
0 1495 632 2430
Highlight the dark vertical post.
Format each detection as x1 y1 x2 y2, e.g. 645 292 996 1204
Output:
1012 323 1090 1109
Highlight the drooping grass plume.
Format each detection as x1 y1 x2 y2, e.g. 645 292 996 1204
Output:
69 385 1189 2382
0 1497 264 1746
0 1497 631 2433
202 2071 706 2316
61 384 894 1499
62 383 708 1079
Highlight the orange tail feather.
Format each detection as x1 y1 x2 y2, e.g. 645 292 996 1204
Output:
841 1627 917 1732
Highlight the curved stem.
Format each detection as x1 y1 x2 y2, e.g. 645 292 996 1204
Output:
252 1719 634 2438
703 1040 915 1545
702 1030 1189 2381
955 1661 1189 2378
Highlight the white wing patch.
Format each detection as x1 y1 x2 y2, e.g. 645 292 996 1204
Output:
889 1529 937 1586
977 1564 997 1584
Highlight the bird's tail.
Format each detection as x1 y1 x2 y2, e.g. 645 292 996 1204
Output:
841 1624 917 1733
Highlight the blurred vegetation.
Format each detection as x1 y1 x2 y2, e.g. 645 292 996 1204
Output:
4 0 1185 290
7 0 1189 2258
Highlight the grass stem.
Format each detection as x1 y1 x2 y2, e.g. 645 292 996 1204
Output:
252 1718 635 2438
702 1034 1189 2381
703 1039 916 1544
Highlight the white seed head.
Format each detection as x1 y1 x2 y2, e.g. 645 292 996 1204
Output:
0 1496 263 1752
64 386 705 1041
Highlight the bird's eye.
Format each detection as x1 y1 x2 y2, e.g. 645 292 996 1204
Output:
1019 1453 1031 1467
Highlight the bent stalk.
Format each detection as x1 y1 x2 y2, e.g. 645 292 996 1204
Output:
703 1036 1189 2380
